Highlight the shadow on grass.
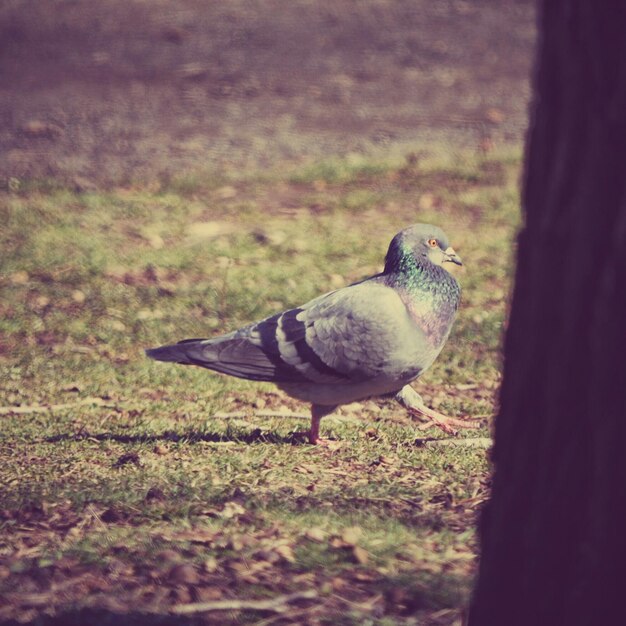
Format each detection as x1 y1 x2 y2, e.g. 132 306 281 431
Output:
1 586 469 625
1 609 213 626
43 428 313 446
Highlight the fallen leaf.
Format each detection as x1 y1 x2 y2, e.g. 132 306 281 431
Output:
72 290 86 303
155 549 182 563
486 107 505 123
331 577 347 590
148 234 164 249
187 221 235 240
305 528 326 542
21 120 63 138
10 271 29 285
328 273 345 288
418 193 435 210
341 527 363 546
203 557 218 574
217 185 237 199
220 502 246 519
168 564 200 585
353 545 369 565
195 586 223 602
178 62 208 80
274 544 296 563
229 536 244 551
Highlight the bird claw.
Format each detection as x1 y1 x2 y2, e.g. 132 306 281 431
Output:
413 411 481 435
289 429 324 445
290 431 340 447
417 417 458 436
395 385 481 436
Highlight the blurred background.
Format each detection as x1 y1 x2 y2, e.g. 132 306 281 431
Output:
1 0 534 187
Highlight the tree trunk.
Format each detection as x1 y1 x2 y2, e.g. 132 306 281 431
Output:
469 2 626 625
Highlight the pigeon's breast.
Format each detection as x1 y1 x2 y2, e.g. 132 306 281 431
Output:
405 297 457 349
400 274 460 350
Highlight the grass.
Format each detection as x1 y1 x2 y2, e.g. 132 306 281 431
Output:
0 145 521 624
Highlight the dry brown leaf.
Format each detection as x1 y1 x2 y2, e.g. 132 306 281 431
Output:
331 576 347 590
352 545 369 565
172 529 217 545
168 564 200 585
486 107 505 123
203 557 218 574
10 271 29 285
195 586 224 602
341 526 362 546
304 527 326 542
72 290 86 303
220 502 246 519
155 549 181 563
230 536 244 551
274 544 296 563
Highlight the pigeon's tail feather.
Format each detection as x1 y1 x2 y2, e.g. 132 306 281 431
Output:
145 339 211 366
145 334 300 382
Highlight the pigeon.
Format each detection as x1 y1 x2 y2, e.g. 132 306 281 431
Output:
146 223 478 443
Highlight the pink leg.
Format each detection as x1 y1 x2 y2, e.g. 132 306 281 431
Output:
308 404 337 444
395 385 481 436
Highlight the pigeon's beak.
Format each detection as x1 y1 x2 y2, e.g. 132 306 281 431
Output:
443 247 463 266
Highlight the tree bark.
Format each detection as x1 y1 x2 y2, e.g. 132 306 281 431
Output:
469 2 626 625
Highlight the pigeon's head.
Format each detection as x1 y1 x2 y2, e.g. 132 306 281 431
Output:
384 224 462 272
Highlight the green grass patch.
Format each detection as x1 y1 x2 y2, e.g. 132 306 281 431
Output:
0 145 521 624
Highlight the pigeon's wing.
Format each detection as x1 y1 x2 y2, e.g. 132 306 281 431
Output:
146 281 421 385
294 280 420 382
145 321 308 383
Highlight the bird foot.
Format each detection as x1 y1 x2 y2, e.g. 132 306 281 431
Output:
395 385 481 436
289 425 326 445
290 431 339 447
413 410 481 436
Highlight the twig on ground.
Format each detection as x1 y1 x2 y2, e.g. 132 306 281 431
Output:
171 589 318 615
415 437 493 448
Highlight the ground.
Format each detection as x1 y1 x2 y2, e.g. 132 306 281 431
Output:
0 0 533 187
0 2 533 624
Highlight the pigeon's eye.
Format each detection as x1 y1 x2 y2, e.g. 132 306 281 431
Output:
427 238 438 248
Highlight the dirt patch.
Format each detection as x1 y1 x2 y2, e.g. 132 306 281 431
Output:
0 0 535 187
